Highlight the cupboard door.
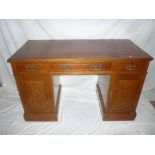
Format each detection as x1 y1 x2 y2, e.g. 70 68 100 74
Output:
16 74 54 114
107 74 145 113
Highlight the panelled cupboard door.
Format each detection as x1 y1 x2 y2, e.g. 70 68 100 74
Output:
16 74 54 114
107 74 145 113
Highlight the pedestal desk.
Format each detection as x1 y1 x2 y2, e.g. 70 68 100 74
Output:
7 39 153 121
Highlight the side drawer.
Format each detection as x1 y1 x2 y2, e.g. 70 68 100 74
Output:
112 62 149 72
14 63 49 73
50 62 112 72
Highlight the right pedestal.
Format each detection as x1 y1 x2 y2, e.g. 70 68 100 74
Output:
97 73 146 121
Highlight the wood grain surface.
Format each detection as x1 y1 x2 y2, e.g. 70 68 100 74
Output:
8 39 153 62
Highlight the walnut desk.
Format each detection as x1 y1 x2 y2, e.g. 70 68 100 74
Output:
7 39 153 121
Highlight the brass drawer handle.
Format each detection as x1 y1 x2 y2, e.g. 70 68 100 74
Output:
26 65 37 71
90 64 102 70
61 65 72 71
125 64 136 70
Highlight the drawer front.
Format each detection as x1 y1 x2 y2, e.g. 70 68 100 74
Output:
112 62 148 72
15 64 49 72
51 63 112 72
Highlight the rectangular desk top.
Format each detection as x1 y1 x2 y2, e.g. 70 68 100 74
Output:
8 39 153 62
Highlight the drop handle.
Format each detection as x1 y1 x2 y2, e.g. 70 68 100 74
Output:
61 65 72 71
109 91 113 96
90 64 102 70
125 64 136 70
26 65 37 71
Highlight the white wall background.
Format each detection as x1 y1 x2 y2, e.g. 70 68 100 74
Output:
0 19 155 91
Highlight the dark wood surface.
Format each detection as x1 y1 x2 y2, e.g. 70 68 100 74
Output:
8 39 153 121
8 39 153 62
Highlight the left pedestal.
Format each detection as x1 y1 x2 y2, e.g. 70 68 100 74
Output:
14 72 61 121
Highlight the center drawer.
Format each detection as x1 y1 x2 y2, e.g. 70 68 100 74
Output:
50 62 112 72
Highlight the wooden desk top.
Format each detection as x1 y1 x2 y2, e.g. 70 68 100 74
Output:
8 39 153 62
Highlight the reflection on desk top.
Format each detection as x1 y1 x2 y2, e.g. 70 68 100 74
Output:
7 39 153 62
